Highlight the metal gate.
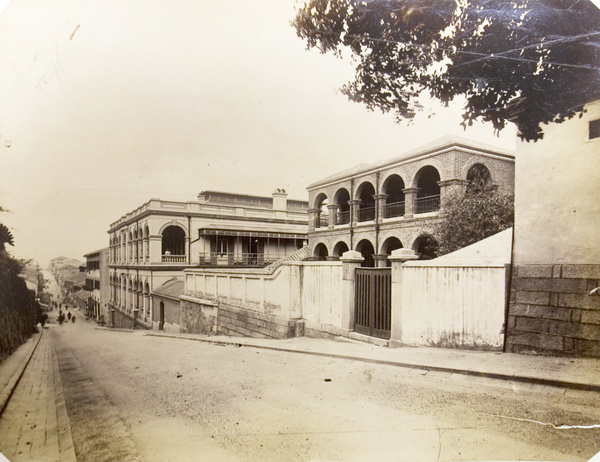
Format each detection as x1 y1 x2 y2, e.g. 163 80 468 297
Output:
355 268 392 339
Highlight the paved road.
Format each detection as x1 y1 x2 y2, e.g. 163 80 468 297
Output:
42 313 600 462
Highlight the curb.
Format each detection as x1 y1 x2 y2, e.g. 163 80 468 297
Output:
145 333 600 393
0 330 43 418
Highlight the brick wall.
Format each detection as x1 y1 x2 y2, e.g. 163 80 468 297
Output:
217 303 304 339
507 264 600 357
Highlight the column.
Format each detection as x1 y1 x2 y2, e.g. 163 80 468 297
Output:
402 188 419 218
374 194 389 223
388 248 419 348
340 250 364 333
327 204 338 229
373 254 388 267
349 199 361 225
308 208 319 232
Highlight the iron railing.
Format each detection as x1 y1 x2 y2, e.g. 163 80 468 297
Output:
384 201 405 218
415 195 440 214
198 252 286 267
358 206 376 222
336 211 351 225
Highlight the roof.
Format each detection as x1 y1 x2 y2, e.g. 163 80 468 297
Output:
63 272 87 285
74 289 90 301
152 278 184 300
84 247 109 258
407 228 513 267
308 135 515 189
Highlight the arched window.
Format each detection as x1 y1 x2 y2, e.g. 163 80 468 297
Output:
357 182 376 222
333 241 349 257
466 163 491 194
413 235 438 260
415 166 441 213
381 237 403 267
356 239 375 267
333 188 351 225
383 175 406 218
162 226 186 256
313 243 329 260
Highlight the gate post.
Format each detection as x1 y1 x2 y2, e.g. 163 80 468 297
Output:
388 248 418 348
340 250 363 333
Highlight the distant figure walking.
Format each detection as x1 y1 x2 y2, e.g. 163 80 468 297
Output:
71 316 76 323
67 312 72 320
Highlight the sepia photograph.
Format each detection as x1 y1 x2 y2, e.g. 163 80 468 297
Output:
0 0 599 460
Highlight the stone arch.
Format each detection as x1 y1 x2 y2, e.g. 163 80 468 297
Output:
382 174 406 218
313 193 329 229
413 166 441 213
466 163 492 194
356 181 376 222
313 242 329 260
380 236 403 255
333 188 351 225
332 241 350 257
161 225 186 256
412 234 439 260
355 239 375 267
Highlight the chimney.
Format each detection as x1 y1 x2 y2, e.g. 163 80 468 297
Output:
272 188 288 211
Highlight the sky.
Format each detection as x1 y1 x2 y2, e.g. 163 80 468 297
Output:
0 0 519 267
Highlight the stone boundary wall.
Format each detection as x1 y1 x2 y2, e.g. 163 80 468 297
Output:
506 264 600 357
217 303 304 339
180 296 218 335
110 307 151 330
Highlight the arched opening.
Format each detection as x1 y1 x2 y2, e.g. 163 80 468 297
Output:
314 193 329 229
356 239 375 267
313 243 329 260
357 182 376 222
162 226 186 257
413 235 439 260
333 188 351 225
466 163 492 194
159 302 165 330
383 175 406 218
333 241 349 257
381 237 403 267
415 166 441 213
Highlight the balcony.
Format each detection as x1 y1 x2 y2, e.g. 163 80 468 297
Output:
315 216 329 229
384 201 405 218
161 255 187 263
198 252 286 267
358 206 376 222
415 195 440 214
335 211 350 225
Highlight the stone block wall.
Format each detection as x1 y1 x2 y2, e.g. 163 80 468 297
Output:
180 298 217 335
217 303 304 339
506 264 600 357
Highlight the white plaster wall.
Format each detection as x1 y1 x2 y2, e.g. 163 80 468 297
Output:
398 265 506 349
514 100 600 265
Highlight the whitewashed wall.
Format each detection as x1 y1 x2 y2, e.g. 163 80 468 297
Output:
185 261 344 329
397 265 507 349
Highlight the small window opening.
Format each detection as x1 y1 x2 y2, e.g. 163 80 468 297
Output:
590 119 600 140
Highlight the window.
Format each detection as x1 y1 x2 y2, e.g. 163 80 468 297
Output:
590 119 600 140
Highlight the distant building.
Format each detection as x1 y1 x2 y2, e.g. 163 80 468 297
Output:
108 189 308 329
84 248 110 324
306 136 515 266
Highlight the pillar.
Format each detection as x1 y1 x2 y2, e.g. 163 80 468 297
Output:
373 254 388 268
308 208 319 232
349 199 361 225
340 250 364 333
327 204 338 228
402 188 419 218
374 194 389 223
388 248 419 348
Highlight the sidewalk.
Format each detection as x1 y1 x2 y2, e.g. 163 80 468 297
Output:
0 326 76 462
145 331 600 392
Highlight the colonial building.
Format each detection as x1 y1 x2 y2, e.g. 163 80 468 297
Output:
84 248 110 324
107 189 308 329
307 136 515 266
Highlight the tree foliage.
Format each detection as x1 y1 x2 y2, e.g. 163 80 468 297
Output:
434 181 514 255
293 0 600 141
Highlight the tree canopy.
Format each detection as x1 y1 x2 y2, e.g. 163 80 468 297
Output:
293 0 600 141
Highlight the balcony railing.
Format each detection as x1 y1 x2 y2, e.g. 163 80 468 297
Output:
358 206 376 222
198 252 286 267
335 211 350 225
415 195 440 214
315 215 329 228
384 201 405 218
161 255 187 263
